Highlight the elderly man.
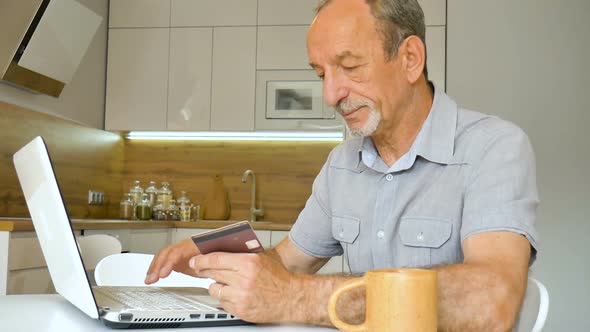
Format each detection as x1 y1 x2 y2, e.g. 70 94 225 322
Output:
146 0 538 330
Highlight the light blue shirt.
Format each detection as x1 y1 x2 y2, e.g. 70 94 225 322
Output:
289 87 539 274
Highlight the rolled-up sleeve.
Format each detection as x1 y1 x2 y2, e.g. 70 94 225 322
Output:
461 123 540 262
289 156 342 258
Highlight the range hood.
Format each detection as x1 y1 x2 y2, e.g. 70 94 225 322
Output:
0 0 102 97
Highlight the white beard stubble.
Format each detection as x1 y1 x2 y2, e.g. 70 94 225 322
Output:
336 98 382 137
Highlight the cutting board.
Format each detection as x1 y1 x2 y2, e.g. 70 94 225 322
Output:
203 174 230 220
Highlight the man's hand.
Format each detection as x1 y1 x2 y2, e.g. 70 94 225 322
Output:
144 238 201 284
189 251 295 323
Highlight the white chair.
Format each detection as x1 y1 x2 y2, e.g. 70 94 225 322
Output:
94 253 214 288
76 234 122 286
513 277 549 332
76 234 122 270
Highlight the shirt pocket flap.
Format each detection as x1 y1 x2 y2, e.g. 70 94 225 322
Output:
332 216 360 244
399 217 452 248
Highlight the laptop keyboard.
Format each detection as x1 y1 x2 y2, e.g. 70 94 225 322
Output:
96 287 216 311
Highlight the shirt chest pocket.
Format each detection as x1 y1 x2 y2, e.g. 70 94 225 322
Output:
332 216 360 244
332 216 361 272
396 217 453 268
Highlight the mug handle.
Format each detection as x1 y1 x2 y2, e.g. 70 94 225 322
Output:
328 278 367 332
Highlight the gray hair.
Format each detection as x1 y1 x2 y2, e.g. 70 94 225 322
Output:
315 0 428 78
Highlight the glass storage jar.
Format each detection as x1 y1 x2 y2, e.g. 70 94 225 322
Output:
136 193 152 220
177 191 191 221
157 182 173 209
152 198 165 221
145 180 158 206
129 180 144 205
166 199 180 221
119 193 134 220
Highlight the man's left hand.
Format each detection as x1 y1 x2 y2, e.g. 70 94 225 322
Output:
189 251 295 323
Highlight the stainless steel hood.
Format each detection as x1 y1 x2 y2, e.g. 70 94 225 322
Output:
0 0 102 97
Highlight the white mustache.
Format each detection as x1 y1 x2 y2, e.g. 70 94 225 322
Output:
335 98 376 115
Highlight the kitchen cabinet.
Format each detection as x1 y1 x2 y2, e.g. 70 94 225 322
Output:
109 0 170 28
425 26 446 91
171 228 204 244
418 0 447 26
128 229 172 254
105 28 169 131
171 0 257 27
5 232 52 294
85 228 171 254
257 0 318 26
257 0 445 27
257 26 310 70
210 27 257 131
3 231 81 295
168 28 213 130
105 1 446 131
84 229 131 252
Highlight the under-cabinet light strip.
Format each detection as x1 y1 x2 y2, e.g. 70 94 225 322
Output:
126 131 344 142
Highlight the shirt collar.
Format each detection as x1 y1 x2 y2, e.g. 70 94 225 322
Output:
350 84 458 170
413 85 458 165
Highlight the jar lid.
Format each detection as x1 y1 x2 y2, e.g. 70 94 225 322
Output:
130 180 144 194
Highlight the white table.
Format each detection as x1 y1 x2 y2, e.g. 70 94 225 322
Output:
0 295 337 332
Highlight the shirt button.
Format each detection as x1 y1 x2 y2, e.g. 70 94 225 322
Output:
339 232 344 238
385 174 394 181
417 232 425 242
377 230 385 238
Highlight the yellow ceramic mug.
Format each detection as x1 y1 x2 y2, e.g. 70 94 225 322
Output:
328 268 437 332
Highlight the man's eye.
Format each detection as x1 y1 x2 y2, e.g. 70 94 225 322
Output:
343 65 359 71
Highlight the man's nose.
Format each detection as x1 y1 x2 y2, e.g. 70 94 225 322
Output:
322 73 348 107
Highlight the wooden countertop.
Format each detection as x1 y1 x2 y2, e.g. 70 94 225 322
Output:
0 218 292 232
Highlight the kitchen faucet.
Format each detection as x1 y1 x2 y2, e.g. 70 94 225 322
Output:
241 169 264 222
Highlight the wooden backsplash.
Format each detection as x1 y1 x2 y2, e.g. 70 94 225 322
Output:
123 140 337 223
0 101 124 219
0 101 337 223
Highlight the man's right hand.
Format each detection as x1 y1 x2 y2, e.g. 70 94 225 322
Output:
144 238 201 284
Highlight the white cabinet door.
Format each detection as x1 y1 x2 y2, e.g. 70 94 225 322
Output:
105 28 169 130
257 26 310 70
253 231 272 250
84 229 131 252
172 229 207 244
171 0 257 27
210 27 256 131
129 229 171 254
418 0 446 26
425 26 446 91
258 0 318 25
109 0 171 28
168 28 213 130
6 231 79 295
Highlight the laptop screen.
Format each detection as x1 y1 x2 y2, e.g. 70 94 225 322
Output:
13 136 100 319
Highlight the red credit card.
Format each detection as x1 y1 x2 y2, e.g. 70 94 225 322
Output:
191 221 263 254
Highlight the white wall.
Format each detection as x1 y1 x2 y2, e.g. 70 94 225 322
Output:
447 1 590 330
0 0 108 129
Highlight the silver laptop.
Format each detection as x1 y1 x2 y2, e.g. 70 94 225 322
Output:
13 136 247 328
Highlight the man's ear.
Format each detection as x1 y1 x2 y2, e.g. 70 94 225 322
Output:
399 35 426 84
